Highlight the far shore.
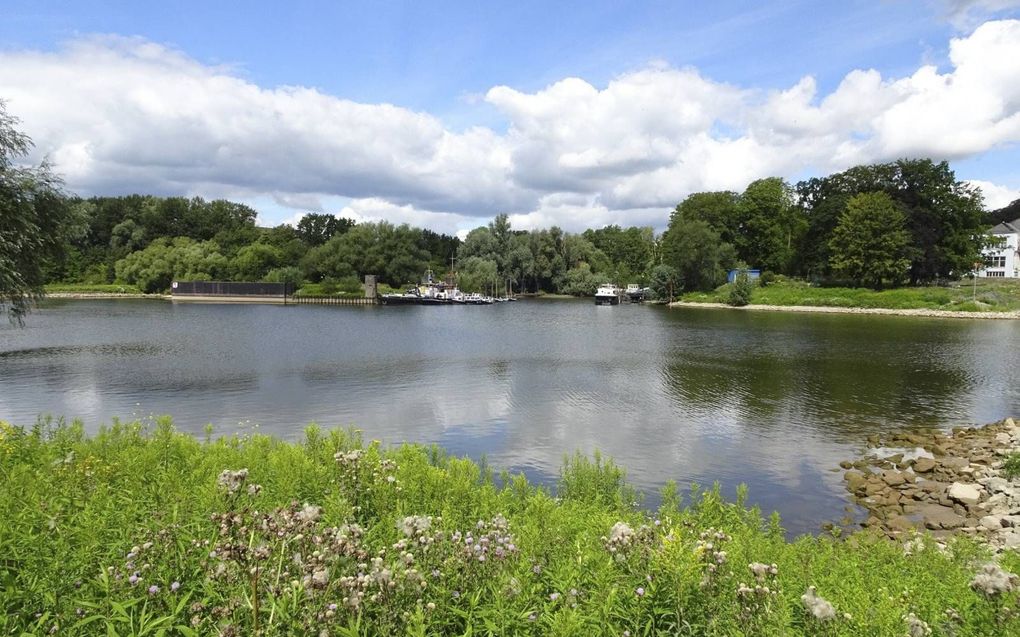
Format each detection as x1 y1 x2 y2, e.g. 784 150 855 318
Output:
669 300 1020 320
44 291 168 300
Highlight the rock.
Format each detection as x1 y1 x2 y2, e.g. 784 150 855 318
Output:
940 457 970 472
886 453 904 465
1002 531 1020 549
995 433 1012 445
845 471 867 494
980 515 1004 531
887 515 915 533
839 460 853 469
866 434 880 447
865 480 885 496
1004 416 1015 429
930 444 948 457
980 477 1010 494
917 504 966 530
882 470 906 487
948 482 983 506
914 458 936 473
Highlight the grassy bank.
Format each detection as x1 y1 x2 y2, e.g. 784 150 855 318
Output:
44 283 145 295
680 278 1020 313
1 418 1018 636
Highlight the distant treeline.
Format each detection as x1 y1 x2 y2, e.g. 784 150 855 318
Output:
44 159 1014 296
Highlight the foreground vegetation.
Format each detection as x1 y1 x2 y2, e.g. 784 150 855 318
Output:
680 278 1020 313
1 418 1018 636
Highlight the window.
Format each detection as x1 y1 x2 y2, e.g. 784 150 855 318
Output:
985 256 1006 268
987 270 1005 277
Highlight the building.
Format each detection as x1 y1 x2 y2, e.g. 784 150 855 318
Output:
980 218 1020 278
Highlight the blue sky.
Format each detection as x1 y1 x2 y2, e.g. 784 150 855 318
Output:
1 0 1019 232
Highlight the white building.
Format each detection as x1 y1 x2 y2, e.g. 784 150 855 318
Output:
980 217 1020 278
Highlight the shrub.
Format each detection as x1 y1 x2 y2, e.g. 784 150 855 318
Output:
728 270 754 306
1003 452 1020 480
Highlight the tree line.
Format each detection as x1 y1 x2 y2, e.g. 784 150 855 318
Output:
3 97 1015 323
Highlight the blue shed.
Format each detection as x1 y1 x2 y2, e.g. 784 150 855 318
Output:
727 269 761 283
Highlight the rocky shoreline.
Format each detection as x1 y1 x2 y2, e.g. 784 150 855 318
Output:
840 417 1020 553
671 301 1020 320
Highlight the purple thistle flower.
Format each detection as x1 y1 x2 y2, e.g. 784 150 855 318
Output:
170 581 180 593
128 574 140 585
636 587 645 597
148 585 159 595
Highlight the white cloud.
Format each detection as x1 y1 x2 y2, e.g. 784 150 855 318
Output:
966 179 1020 209
1 22 1020 232
939 0 1020 29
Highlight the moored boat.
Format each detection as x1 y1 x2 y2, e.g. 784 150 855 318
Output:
595 283 621 305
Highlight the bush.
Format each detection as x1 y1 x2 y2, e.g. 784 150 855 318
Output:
728 271 754 306
1003 452 1020 479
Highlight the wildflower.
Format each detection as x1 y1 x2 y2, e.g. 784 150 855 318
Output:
170 581 181 593
216 468 249 494
452 590 460 599
609 521 634 544
970 563 1018 597
801 586 836 621
426 602 436 611
297 503 322 524
147 585 159 595
528 612 537 622
904 612 931 637
128 573 140 586
635 587 645 597
550 592 560 601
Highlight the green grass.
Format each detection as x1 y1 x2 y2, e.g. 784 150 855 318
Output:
680 278 1020 312
0 417 1017 636
44 283 145 295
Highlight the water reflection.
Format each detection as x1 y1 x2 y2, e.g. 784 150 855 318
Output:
0 299 1018 535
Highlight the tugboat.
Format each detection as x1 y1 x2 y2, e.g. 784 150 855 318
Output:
595 283 621 305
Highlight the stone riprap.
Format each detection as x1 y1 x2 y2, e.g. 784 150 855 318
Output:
840 417 1020 553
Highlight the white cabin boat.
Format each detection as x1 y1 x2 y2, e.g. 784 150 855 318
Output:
595 283 621 305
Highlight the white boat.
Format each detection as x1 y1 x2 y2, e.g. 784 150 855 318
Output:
595 283 621 305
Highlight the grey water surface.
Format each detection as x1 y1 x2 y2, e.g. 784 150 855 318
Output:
2 298 1018 535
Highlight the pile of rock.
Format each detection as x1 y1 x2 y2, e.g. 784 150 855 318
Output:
839 417 1020 553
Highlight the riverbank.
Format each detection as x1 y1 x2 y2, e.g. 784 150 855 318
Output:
841 417 1020 553
677 278 1020 317
1 418 1017 635
671 300 1020 319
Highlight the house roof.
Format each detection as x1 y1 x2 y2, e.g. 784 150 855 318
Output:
990 217 1020 235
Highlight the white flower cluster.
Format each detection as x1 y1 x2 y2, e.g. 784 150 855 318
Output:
397 515 433 538
969 562 1019 597
800 586 836 622
904 612 931 637
216 468 249 494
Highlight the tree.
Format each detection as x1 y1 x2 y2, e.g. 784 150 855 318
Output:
795 159 986 284
0 101 82 323
231 243 284 281
660 218 736 292
736 178 803 274
828 192 912 289
670 191 741 246
296 213 354 247
114 238 230 293
649 264 681 302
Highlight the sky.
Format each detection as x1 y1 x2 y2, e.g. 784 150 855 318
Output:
1 0 1020 235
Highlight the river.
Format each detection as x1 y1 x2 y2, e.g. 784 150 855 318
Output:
2 298 1018 535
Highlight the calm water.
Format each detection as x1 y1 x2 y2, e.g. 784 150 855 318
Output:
2 298 1019 534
